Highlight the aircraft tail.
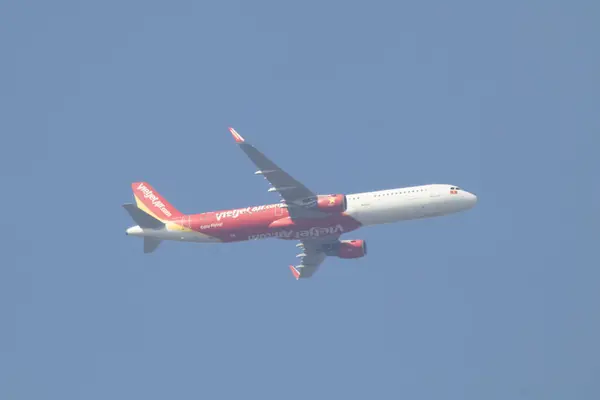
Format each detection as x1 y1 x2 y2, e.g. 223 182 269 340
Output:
123 203 164 253
131 182 184 222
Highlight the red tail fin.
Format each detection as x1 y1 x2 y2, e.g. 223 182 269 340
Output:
131 182 184 221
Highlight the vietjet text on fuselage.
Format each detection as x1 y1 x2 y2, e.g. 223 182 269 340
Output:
123 128 478 279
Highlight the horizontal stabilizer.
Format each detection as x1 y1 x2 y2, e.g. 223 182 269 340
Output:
144 237 162 253
123 203 164 229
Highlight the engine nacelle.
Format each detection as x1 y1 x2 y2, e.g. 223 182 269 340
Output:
315 194 347 213
337 240 367 259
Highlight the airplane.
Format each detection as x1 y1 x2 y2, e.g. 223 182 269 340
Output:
123 127 478 279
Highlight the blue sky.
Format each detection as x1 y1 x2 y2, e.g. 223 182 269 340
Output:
1 1 598 399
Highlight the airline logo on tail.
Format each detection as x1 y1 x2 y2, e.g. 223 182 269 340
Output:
136 183 172 217
133 182 184 220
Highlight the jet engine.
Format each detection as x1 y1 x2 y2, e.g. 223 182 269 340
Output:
315 194 347 213
294 194 347 213
337 240 367 259
321 240 367 259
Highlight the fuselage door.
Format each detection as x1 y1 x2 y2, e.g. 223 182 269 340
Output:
275 204 285 217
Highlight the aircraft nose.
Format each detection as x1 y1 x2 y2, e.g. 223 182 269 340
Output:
466 191 478 206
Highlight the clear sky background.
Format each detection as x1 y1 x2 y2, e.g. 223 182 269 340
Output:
1 1 598 399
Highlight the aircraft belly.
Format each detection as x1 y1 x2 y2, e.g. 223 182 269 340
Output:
134 227 222 243
352 198 434 225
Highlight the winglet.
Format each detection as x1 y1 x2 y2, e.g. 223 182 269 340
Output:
229 127 245 143
289 265 301 280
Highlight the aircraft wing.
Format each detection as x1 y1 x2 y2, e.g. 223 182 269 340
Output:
229 127 327 219
289 237 339 280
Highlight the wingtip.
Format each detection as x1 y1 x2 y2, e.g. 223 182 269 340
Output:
228 127 245 143
289 265 301 280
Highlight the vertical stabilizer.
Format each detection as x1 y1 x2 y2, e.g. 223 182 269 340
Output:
131 182 184 222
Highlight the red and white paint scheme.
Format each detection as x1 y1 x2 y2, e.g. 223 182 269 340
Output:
123 128 477 279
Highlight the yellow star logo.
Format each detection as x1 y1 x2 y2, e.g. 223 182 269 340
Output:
328 197 336 205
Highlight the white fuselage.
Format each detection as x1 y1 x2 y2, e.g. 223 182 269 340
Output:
345 184 477 226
